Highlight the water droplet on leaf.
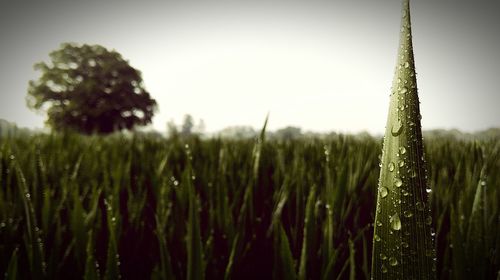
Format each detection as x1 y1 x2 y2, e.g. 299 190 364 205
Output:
390 213 401 231
389 257 398 266
381 264 388 273
394 178 403 188
388 162 395 172
416 202 425 211
380 187 388 198
404 210 413 218
391 120 403 136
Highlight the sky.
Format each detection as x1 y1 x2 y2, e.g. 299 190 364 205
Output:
0 0 499 134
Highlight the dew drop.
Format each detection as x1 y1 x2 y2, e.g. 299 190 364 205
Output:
399 147 406 155
377 221 383 227
401 87 408 94
426 186 432 193
394 178 403 188
374 234 381 242
381 264 388 273
404 210 413 218
388 162 395 172
380 253 387 260
404 62 410 68
390 213 402 231
402 241 409 248
398 160 405 168
380 187 389 198
426 216 433 225
391 120 403 136
389 257 398 266
416 202 425 211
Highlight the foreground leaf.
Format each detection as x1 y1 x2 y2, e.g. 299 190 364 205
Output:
371 0 436 278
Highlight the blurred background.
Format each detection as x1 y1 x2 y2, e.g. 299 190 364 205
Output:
1 0 499 135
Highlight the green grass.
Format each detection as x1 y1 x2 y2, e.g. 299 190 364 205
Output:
0 132 498 279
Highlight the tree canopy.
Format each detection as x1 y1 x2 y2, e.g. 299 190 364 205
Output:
27 43 157 134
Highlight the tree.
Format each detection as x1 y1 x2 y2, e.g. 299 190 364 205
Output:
27 43 157 134
166 119 179 138
181 114 194 136
217 126 256 139
274 126 302 140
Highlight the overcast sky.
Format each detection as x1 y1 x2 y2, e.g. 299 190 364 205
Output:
0 0 499 134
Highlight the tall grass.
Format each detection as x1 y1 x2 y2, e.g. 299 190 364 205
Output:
0 132 498 279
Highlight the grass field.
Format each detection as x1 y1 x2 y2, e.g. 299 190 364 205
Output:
0 132 498 279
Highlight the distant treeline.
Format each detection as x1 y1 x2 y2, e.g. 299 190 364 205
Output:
1 118 499 141
0 119 32 137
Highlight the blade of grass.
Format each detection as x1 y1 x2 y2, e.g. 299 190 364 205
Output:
185 147 204 280
371 0 436 279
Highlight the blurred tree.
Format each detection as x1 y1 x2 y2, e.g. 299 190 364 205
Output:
166 119 179 138
218 126 256 139
181 114 194 136
27 43 157 134
194 118 206 135
274 126 302 140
